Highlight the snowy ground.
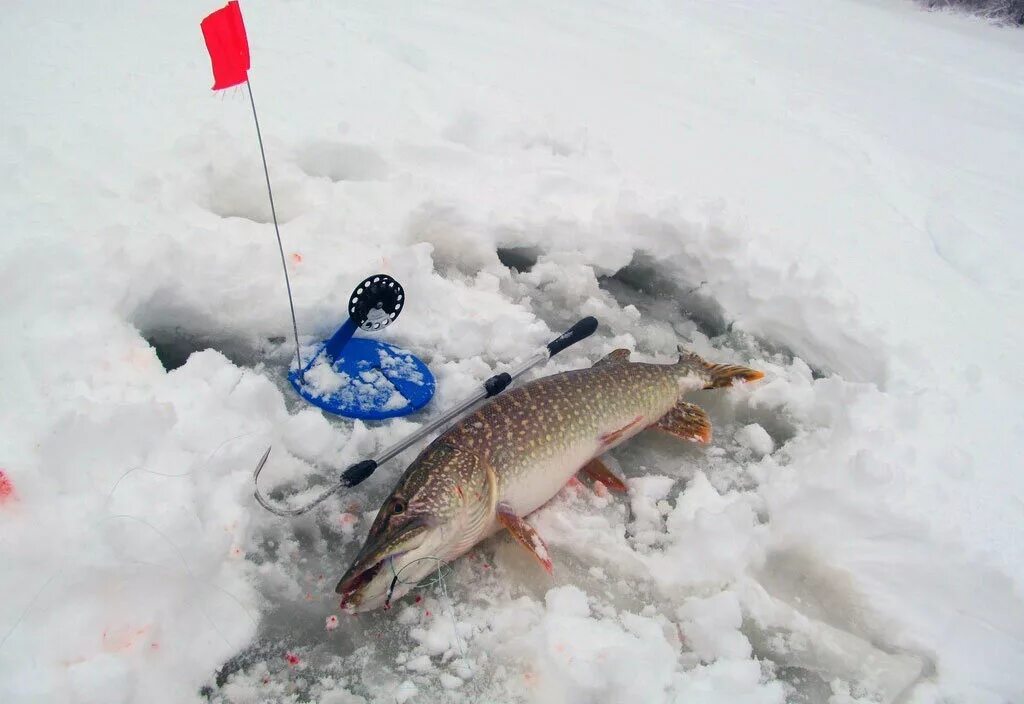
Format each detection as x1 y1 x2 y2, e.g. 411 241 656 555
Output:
2 1 1023 702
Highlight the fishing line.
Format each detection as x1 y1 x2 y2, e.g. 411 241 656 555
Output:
2 435 263 657
387 556 470 664
106 431 258 504
0 570 64 654
101 513 258 646
0 513 258 657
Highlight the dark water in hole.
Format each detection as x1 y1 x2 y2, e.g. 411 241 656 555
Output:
145 328 280 372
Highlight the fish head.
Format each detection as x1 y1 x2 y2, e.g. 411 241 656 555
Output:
335 442 479 612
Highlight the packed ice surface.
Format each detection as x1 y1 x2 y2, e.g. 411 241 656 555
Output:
1 1 1023 703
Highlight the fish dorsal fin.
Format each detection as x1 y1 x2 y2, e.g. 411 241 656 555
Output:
496 502 553 574
652 401 712 444
594 348 631 367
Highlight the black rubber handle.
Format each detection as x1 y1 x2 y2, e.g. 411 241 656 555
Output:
546 316 598 358
341 459 378 487
484 372 513 397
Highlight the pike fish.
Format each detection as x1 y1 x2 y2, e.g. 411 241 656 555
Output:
336 348 763 612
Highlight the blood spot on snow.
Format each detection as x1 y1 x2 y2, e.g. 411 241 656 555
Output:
102 624 151 652
291 252 303 264
0 470 16 504
325 615 339 631
284 652 301 666
414 595 422 604
676 623 690 650
339 512 358 526
424 610 432 617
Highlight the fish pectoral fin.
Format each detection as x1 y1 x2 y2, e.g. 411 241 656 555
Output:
652 402 712 444
496 502 553 575
579 457 628 493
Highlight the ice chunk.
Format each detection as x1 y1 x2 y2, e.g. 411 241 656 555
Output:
735 423 775 457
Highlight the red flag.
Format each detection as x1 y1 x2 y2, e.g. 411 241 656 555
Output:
201 1 250 90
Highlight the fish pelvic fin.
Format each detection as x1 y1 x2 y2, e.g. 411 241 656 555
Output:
497 503 553 575
484 465 499 517
579 457 628 493
677 347 765 389
593 348 631 367
653 401 712 444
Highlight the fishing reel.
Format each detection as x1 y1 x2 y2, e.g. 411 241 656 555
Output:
288 274 435 420
348 274 404 332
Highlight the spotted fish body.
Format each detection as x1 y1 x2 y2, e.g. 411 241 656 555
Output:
336 349 762 611
454 359 684 526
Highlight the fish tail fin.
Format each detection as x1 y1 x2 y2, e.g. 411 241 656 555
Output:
677 347 765 389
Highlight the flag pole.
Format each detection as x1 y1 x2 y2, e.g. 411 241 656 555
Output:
244 77 303 377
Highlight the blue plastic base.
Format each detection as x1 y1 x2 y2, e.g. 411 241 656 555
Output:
289 324 435 420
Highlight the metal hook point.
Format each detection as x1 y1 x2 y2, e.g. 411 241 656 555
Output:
252 446 344 517
253 446 273 481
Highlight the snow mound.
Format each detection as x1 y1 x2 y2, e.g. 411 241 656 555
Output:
2 1 1023 703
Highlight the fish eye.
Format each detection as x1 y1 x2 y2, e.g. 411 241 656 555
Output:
392 499 406 515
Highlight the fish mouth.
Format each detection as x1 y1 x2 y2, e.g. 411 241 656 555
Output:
336 559 386 600
335 555 398 609
336 550 419 611
335 520 430 610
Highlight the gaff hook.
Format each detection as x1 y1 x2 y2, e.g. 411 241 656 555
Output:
252 316 599 517
253 447 348 517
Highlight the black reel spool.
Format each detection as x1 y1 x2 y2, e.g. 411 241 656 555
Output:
348 274 405 332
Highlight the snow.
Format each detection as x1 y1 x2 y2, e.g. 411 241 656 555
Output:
2 0 1023 703
378 348 426 386
300 351 410 411
735 423 775 458
677 590 751 663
